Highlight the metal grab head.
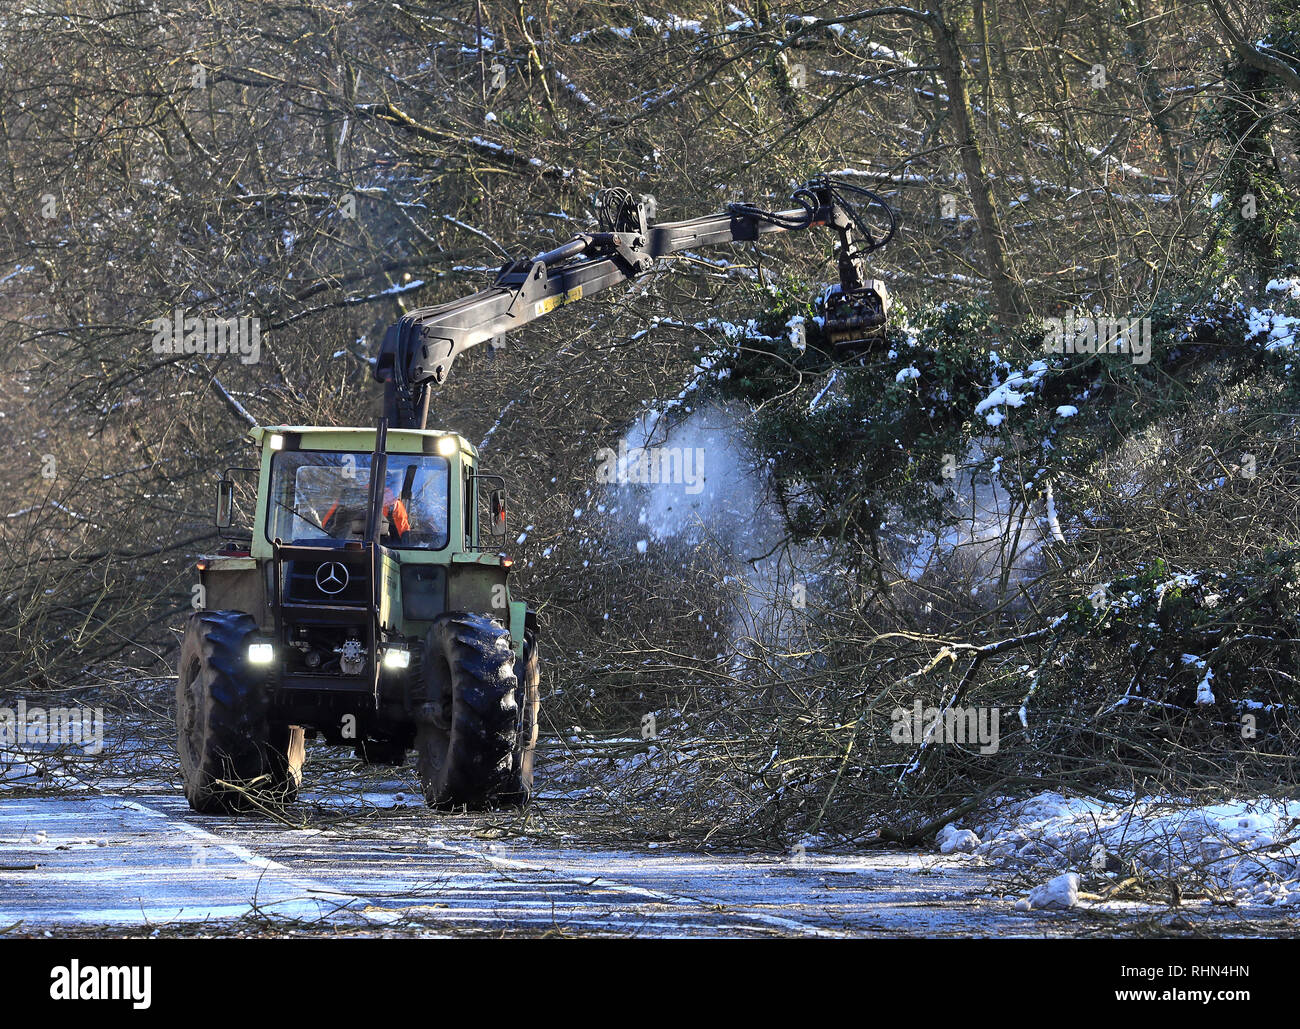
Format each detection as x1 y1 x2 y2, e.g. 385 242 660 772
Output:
823 280 892 349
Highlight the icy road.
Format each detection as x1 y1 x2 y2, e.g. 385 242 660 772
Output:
6 785 1288 938
0 787 1142 938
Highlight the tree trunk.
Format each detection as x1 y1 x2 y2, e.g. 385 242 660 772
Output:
929 10 1027 322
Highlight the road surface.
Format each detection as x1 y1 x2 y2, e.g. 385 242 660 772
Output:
0 786 1127 938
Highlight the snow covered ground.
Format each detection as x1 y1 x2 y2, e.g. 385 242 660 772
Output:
937 791 1300 912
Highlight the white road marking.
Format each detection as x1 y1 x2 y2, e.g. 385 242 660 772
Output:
117 800 295 874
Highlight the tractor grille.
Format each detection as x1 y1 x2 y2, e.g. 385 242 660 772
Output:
284 554 371 607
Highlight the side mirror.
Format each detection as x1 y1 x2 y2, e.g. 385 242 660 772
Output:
488 488 507 537
215 479 235 529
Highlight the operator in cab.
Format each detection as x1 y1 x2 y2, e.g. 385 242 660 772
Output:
318 479 409 544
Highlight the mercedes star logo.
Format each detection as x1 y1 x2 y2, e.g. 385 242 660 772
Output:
315 561 349 595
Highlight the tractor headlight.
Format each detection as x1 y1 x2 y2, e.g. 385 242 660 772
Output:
436 435 458 457
268 433 285 451
382 646 411 670
247 642 275 665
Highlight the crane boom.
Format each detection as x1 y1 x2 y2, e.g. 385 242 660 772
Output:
374 176 894 429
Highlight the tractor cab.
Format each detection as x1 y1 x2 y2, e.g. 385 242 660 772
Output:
210 424 524 663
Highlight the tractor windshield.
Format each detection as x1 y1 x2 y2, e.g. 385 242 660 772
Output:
266 451 450 549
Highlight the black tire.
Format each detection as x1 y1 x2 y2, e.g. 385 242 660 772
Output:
511 630 540 801
414 612 530 809
176 610 304 814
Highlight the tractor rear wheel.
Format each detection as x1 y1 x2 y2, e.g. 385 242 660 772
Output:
176 610 304 814
414 612 531 809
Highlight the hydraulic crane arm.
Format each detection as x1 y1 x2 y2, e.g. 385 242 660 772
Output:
374 175 895 429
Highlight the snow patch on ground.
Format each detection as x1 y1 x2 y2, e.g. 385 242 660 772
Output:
937 824 980 854
1025 872 1079 910
942 791 1300 909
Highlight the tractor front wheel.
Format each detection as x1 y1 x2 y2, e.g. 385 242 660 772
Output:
414 612 531 809
176 610 304 814
510 630 540 804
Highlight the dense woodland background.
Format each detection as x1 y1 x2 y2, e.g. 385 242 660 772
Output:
2 0 1299 844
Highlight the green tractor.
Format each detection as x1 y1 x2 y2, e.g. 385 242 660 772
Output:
177 421 537 813
175 177 893 813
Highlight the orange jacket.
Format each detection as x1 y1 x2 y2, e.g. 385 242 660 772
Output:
385 494 411 538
